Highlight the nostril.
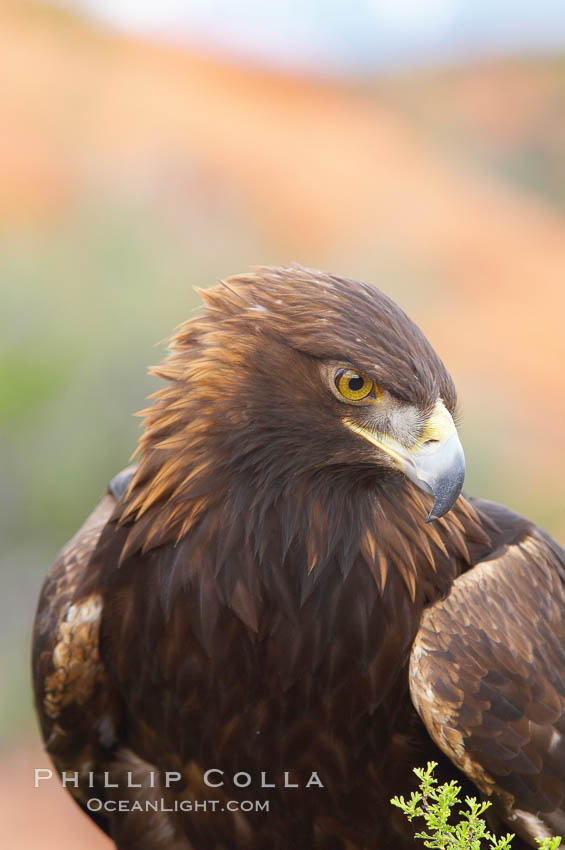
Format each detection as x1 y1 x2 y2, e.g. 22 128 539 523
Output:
423 438 440 446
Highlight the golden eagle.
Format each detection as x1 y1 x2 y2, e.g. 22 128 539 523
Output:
32 267 565 850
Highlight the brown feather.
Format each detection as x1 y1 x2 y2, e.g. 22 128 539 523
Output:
410 507 565 845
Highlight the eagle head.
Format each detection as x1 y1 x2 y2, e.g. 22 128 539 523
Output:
124 266 465 546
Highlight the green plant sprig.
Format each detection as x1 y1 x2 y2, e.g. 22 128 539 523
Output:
391 762 561 850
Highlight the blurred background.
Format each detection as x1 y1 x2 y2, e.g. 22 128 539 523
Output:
2 0 565 845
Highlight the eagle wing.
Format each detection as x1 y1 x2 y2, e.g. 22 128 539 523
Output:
32 469 205 849
410 499 565 845
32 469 170 841
32 482 120 836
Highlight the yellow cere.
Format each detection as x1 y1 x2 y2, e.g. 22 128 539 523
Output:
414 399 457 452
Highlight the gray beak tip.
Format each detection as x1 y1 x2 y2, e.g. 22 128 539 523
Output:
417 433 466 523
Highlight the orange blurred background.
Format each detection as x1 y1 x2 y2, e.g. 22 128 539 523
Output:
2 1 565 846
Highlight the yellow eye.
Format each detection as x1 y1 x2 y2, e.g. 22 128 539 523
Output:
335 368 376 401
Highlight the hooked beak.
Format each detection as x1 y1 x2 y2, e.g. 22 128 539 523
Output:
344 399 465 522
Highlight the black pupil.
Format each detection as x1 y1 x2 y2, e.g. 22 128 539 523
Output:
348 374 364 392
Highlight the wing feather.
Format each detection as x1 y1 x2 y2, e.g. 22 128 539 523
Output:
32 488 119 834
33 469 196 848
410 502 565 844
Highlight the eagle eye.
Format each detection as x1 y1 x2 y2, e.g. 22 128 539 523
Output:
334 368 377 402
